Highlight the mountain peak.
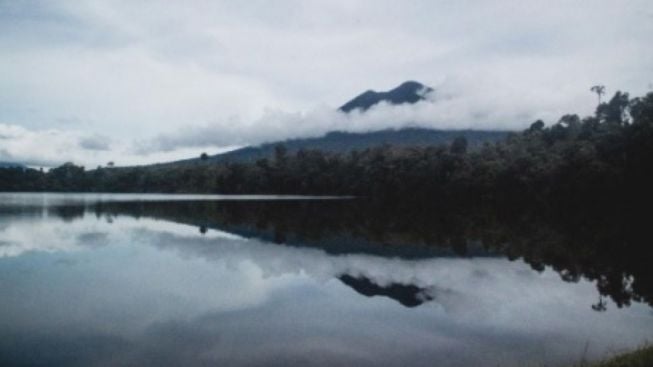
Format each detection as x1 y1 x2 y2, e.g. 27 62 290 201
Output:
396 80 426 90
339 81 433 113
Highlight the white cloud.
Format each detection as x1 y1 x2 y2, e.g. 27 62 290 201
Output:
0 123 94 167
1 0 652 165
0 123 234 168
142 72 598 152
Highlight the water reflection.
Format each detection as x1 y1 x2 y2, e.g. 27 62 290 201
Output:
338 275 434 307
62 197 653 309
0 193 652 367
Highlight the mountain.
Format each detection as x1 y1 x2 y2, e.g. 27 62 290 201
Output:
338 274 433 308
171 128 507 166
339 80 433 112
153 80 507 168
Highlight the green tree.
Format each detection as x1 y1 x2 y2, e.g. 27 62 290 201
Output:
591 85 606 105
528 120 545 133
597 91 629 125
450 136 468 155
274 144 288 166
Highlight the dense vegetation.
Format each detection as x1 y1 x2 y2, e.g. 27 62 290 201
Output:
577 345 653 367
169 128 507 166
1 91 652 207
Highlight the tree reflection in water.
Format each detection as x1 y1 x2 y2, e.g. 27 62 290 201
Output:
32 198 653 311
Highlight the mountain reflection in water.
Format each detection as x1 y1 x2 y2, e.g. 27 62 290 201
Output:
338 275 434 307
0 193 652 367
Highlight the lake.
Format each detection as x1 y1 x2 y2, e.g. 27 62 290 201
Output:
1 193 651 366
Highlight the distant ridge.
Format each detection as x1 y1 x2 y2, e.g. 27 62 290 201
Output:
0 162 25 169
171 128 507 166
339 81 433 112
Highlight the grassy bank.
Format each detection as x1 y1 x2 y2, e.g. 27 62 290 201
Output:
579 345 653 367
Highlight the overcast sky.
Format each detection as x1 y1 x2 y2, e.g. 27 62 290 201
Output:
1 1 652 167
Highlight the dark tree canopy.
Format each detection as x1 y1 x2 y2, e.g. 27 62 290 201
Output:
450 136 468 155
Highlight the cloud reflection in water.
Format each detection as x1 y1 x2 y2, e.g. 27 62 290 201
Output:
0 203 652 367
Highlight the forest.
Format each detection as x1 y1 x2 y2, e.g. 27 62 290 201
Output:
1 90 652 208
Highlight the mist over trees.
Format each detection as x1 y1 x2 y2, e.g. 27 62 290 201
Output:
2 90 652 208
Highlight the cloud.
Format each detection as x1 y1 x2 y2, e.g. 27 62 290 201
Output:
0 149 14 162
0 123 87 167
78 135 111 151
0 123 125 167
1 1 652 164
140 73 586 153
0 123 235 167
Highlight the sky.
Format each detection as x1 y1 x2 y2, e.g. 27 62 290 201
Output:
1 0 652 167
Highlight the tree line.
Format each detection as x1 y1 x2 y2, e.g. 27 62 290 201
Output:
1 90 652 206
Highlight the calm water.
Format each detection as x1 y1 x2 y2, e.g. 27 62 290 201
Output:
0 193 651 367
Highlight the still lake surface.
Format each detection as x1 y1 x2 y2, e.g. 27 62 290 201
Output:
0 193 651 366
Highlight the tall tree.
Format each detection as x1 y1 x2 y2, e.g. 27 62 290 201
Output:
590 85 606 105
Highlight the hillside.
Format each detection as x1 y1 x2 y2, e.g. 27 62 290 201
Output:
169 128 508 166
